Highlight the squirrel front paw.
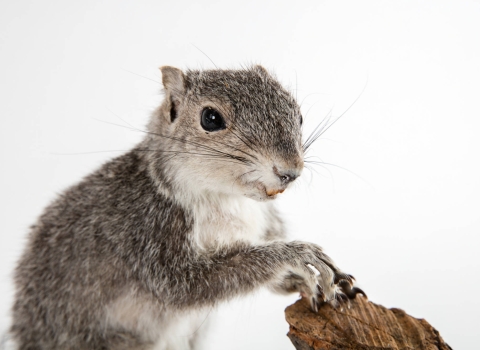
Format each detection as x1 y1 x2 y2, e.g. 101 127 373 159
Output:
270 241 365 312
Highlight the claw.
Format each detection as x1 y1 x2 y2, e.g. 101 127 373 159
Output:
335 292 351 309
311 296 319 313
329 299 340 309
316 285 325 301
350 287 367 300
334 273 355 285
338 280 367 300
336 292 349 304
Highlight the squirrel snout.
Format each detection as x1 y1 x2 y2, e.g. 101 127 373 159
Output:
275 171 298 185
263 167 299 199
273 166 301 185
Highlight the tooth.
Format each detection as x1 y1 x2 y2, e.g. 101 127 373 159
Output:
266 189 284 196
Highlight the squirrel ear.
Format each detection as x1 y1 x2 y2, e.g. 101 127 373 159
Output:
160 66 186 101
253 65 270 77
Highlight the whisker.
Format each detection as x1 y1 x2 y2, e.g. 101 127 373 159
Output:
92 118 252 165
302 165 316 187
305 162 335 190
299 92 327 110
51 150 133 156
163 152 179 163
191 44 219 69
304 159 373 189
294 69 298 102
52 146 252 167
231 169 257 193
197 132 258 161
120 68 162 85
164 154 251 166
303 109 333 153
228 126 258 154
302 78 368 152
105 107 137 130
315 80 368 139
187 100 259 162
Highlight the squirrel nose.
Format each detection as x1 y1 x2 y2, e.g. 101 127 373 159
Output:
273 166 299 185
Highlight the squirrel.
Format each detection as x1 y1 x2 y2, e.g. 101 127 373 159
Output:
9 65 363 349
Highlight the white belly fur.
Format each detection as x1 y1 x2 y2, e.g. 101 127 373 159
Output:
105 291 211 350
105 194 270 349
191 193 271 251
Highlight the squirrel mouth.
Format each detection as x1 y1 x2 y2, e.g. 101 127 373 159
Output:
266 188 285 197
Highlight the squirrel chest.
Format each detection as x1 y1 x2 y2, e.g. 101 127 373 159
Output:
190 194 272 250
105 195 274 348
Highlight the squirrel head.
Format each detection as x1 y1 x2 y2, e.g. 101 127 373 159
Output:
147 65 304 202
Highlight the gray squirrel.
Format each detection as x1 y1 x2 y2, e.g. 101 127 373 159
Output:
10 65 363 349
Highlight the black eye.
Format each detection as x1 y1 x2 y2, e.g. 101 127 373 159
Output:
201 107 225 132
299 114 303 126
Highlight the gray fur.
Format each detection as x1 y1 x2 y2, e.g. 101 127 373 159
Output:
10 66 354 349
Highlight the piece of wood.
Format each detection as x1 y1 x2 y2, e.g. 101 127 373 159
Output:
285 296 451 350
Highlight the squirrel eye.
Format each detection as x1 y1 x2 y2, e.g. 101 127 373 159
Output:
300 114 303 126
201 107 225 132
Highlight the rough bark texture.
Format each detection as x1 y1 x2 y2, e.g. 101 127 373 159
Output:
285 296 451 350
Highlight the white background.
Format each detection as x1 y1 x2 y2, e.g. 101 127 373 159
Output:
1 0 480 349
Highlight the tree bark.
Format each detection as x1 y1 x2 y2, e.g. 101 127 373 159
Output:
285 296 451 350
